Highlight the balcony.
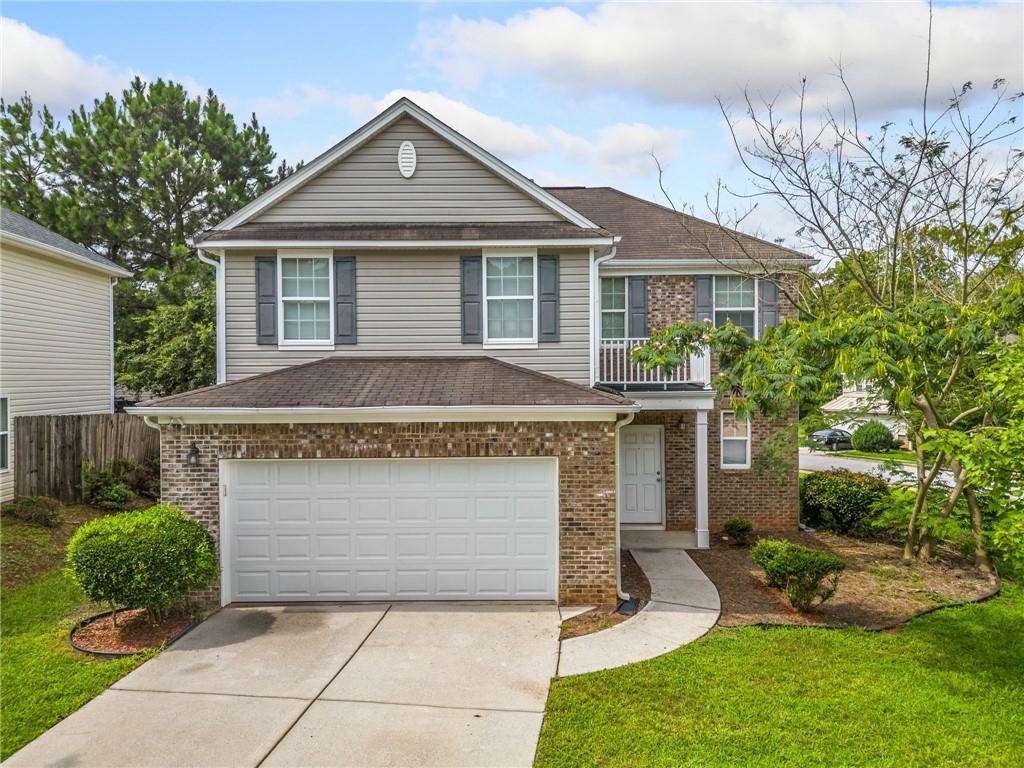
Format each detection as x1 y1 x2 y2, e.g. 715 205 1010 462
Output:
598 338 711 390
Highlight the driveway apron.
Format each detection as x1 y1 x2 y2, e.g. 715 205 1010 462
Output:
5 603 560 768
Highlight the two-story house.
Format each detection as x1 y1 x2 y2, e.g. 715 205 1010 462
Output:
131 98 811 607
0 207 132 503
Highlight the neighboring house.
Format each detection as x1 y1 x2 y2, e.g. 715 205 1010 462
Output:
131 98 812 607
0 208 131 503
821 382 909 445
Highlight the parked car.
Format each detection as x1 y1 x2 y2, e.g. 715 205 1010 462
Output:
809 428 853 451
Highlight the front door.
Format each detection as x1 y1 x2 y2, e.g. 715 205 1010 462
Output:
620 425 664 525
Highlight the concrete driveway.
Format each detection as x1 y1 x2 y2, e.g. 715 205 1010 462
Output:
7 604 561 768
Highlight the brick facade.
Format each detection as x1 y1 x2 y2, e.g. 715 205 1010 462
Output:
633 407 798 534
160 420 619 607
647 274 695 332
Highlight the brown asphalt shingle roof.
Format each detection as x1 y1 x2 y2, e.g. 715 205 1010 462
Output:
195 222 613 244
141 357 633 409
545 186 812 262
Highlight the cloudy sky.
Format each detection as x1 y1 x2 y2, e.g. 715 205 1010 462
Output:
3 1 1022 241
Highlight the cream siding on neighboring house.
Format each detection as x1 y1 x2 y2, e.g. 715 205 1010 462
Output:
0 243 115 501
223 249 591 384
252 117 562 224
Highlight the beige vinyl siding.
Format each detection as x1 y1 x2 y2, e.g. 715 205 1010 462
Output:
224 250 591 384
253 116 561 224
0 243 115 501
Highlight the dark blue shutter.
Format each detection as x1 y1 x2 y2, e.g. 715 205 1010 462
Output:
334 254 357 345
627 276 647 337
538 255 559 342
255 255 277 345
758 279 779 335
694 275 714 325
461 256 483 343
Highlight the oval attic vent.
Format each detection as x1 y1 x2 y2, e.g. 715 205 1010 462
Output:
398 140 417 179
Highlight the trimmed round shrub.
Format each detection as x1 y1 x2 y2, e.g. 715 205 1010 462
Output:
66 504 217 620
800 469 890 537
723 517 754 546
1 495 62 527
751 538 846 612
851 420 897 452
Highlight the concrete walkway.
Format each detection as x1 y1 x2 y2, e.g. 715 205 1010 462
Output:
557 531 720 676
7 604 560 768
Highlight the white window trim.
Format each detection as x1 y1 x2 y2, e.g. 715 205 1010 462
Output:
720 410 751 470
0 395 10 473
600 276 628 340
277 250 334 349
482 250 538 348
713 276 759 339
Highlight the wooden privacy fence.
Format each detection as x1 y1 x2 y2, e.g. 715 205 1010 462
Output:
13 413 160 502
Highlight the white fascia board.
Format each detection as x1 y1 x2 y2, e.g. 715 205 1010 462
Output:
212 98 598 231
2 231 132 277
600 258 816 275
126 403 640 424
192 237 617 249
631 391 716 411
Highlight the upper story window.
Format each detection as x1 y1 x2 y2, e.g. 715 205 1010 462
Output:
714 276 756 336
280 255 332 344
0 396 9 471
484 255 536 344
721 410 751 469
601 277 627 339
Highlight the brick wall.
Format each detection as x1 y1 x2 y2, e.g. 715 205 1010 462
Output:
160 420 618 606
633 406 798 534
647 274 695 332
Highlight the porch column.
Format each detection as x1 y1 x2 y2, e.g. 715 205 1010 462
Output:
695 410 710 548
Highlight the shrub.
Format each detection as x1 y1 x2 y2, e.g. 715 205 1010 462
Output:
109 454 160 500
66 504 217 621
851 420 897 452
751 538 846 611
1 496 62 527
723 517 754 545
800 469 890 537
82 461 137 511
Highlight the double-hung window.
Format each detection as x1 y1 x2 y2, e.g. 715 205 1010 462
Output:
721 411 751 469
279 254 332 345
714 276 756 336
0 396 9 471
484 254 536 344
600 277 627 339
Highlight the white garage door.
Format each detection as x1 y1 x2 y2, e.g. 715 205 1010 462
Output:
221 458 558 603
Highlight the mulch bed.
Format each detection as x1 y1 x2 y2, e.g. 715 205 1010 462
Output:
560 550 652 639
71 609 196 655
689 530 997 630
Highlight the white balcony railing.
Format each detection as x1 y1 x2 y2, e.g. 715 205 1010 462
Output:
598 338 711 388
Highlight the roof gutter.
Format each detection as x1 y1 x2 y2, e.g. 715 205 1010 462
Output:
126 403 640 424
191 237 617 250
1 230 132 277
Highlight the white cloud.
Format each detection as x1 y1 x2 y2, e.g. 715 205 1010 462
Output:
550 122 688 177
418 2 1023 114
249 84 362 121
357 89 550 160
0 17 134 111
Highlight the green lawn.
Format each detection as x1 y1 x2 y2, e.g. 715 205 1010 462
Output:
536 586 1024 767
841 448 918 464
1 512 150 760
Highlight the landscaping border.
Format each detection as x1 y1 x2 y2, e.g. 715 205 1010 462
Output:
745 575 1001 633
68 610 200 659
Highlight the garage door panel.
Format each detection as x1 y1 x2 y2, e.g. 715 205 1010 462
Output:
224 458 557 602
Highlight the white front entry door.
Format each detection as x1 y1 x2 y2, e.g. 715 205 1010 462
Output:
221 457 558 603
620 425 664 525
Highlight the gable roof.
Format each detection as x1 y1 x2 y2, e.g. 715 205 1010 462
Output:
1 207 131 277
546 187 813 263
137 356 633 410
212 98 598 233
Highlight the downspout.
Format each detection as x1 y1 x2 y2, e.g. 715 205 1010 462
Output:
590 240 619 385
197 249 226 384
141 416 161 431
614 409 636 601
